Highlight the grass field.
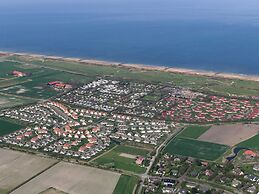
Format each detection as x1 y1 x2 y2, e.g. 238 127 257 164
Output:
177 125 210 139
238 134 259 150
0 59 94 99
164 137 229 161
113 175 139 194
6 55 259 97
0 119 24 136
0 93 35 108
93 145 149 173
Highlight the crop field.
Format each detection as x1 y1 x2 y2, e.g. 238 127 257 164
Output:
93 145 149 173
11 162 120 194
177 125 210 139
0 148 57 194
0 119 24 136
39 188 68 194
112 175 139 194
6 55 259 97
198 124 259 146
164 137 229 161
238 134 259 150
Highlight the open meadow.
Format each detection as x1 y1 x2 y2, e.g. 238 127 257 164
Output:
0 148 57 194
6 54 259 97
0 119 24 136
164 137 229 161
0 93 34 108
93 145 149 173
11 162 120 194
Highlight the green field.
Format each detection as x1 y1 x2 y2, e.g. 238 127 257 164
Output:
164 137 229 161
0 58 95 99
0 93 35 108
6 55 259 97
93 145 149 173
0 119 24 136
238 134 259 150
113 175 139 194
177 125 210 139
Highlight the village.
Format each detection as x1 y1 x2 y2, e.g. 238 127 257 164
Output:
144 151 259 194
0 96 173 162
1 77 259 194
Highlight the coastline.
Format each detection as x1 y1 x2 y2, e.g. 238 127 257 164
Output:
1 50 259 82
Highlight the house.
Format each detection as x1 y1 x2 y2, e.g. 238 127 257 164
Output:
231 179 241 188
253 164 259 172
136 156 145 165
163 179 176 187
11 70 27 77
244 150 257 157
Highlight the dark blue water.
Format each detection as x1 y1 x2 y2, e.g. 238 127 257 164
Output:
226 147 247 161
1 0 259 74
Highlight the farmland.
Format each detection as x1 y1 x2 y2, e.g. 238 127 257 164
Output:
0 148 57 194
177 125 210 139
198 124 259 146
238 134 259 150
164 137 229 161
112 175 139 194
93 145 149 173
0 119 24 136
11 162 120 194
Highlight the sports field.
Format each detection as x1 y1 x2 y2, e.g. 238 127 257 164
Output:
0 119 24 136
164 137 229 161
0 148 57 194
11 162 120 194
93 145 149 173
112 175 139 194
177 125 210 139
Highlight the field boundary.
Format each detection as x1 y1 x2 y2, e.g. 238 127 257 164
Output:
9 161 60 193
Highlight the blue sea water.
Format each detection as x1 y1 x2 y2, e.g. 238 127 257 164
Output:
1 0 259 74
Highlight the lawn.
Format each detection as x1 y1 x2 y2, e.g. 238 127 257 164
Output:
238 134 259 150
113 175 139 194
177 125 210 139
93 145 149 173
164 137 229 161
0 119 24 136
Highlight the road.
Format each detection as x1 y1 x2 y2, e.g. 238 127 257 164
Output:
137 127 183 194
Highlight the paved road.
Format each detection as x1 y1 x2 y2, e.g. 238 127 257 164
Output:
137 127 183 194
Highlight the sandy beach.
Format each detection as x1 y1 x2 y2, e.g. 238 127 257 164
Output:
2 51 259 82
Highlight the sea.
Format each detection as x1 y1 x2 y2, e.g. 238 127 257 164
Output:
1 0 259 75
